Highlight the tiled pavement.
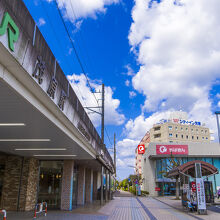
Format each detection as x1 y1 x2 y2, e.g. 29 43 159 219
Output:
6 191 220 219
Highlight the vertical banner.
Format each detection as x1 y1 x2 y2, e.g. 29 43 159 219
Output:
196 178 206 210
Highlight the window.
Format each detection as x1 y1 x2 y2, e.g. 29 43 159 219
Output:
196 129 198 132
186 135 188 139
192 136 194 139
205 130 208 133
201 130 203 133
191 129 193 132
181 134 184 139
154 126 161 131
202 137 204 139
169 133 173 137
169 141 173 143
186 127 188 131
154 134 161 138
168 126 172 130
175 127 178 130
181 127 183 131
144 158 146 163
176 134 178 138
197 136 199 140
206 137 208 140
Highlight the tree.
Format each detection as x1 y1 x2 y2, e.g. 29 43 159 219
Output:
159 154 182 199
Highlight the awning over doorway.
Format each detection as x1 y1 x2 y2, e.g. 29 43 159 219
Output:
167 160 218 178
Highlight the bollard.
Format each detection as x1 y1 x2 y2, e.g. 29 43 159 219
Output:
0 210 6 220
33 202 47 219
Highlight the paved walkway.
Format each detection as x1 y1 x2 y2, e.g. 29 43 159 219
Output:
6 192 220 219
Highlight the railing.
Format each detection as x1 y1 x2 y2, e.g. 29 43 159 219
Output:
0 210 6 220
33 202 47 219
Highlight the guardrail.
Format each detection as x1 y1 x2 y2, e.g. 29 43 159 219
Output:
33 202 47 219
0 210 6 220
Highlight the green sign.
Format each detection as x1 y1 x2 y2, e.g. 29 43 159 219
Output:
0 12 19 51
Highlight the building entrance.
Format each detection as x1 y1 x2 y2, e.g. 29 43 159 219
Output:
38 161 63 209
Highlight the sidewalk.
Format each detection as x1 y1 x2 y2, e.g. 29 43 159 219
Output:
154 196 220 220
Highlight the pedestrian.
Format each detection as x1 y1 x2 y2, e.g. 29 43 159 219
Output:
217 188 220 199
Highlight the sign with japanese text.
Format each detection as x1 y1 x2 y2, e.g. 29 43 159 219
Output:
191 181 196 192
196 178 206 210
158 119 201 126
138 144 145 154
156 145 188 155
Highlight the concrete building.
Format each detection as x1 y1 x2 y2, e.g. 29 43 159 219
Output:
150 119 212 143
141 142 220 197
135 132 150 175
0 0 114 211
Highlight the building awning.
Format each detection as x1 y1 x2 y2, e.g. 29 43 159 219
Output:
167 160 218 178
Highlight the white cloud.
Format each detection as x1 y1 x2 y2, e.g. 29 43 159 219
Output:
129 91 136 99
117 138 139 157
47 0 119 21
125 80 130 87
117 157 135 168
129 0 220 112
218 101 220 108
124 64 135 76
37 18 46 27
67 74 125 127
216 93 220 99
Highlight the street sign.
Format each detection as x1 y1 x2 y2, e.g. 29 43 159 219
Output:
196 178 206 210
138 144 145 154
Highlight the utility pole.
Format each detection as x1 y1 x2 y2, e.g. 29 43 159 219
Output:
114 133 116 176
215 111 220 144
101 83 105 145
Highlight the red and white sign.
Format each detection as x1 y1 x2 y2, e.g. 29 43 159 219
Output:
156 145 188 155
138 145 145 154
191 181 196 192
155 187 161 191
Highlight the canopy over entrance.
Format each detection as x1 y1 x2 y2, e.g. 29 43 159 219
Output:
167 160 218 178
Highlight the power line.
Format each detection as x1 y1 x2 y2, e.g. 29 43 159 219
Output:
55 0 101 112
40 0 87 108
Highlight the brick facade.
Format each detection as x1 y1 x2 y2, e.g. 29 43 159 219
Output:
77 166 85 206
85 168 93 203
61 160 74 210
1 156 39 211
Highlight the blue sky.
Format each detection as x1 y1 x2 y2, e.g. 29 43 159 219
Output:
23 0 220 180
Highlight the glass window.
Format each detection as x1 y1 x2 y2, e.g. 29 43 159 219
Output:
197 136 199 140
175 127 178 130
169 133 173 137
154 126 161 131
186 135 188 139
201 130 204 133
181 134 184 139
206 137 208 140
192 136 194 139
168 126 172 130
191 129 193 132
181 127 183 131
38 161 63 209
176 134 178 138
202 137 204 139
205 130 208 133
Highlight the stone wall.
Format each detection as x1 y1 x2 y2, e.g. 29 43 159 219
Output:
1 156 39 211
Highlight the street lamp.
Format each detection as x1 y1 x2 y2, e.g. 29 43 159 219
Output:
215 111 220 144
